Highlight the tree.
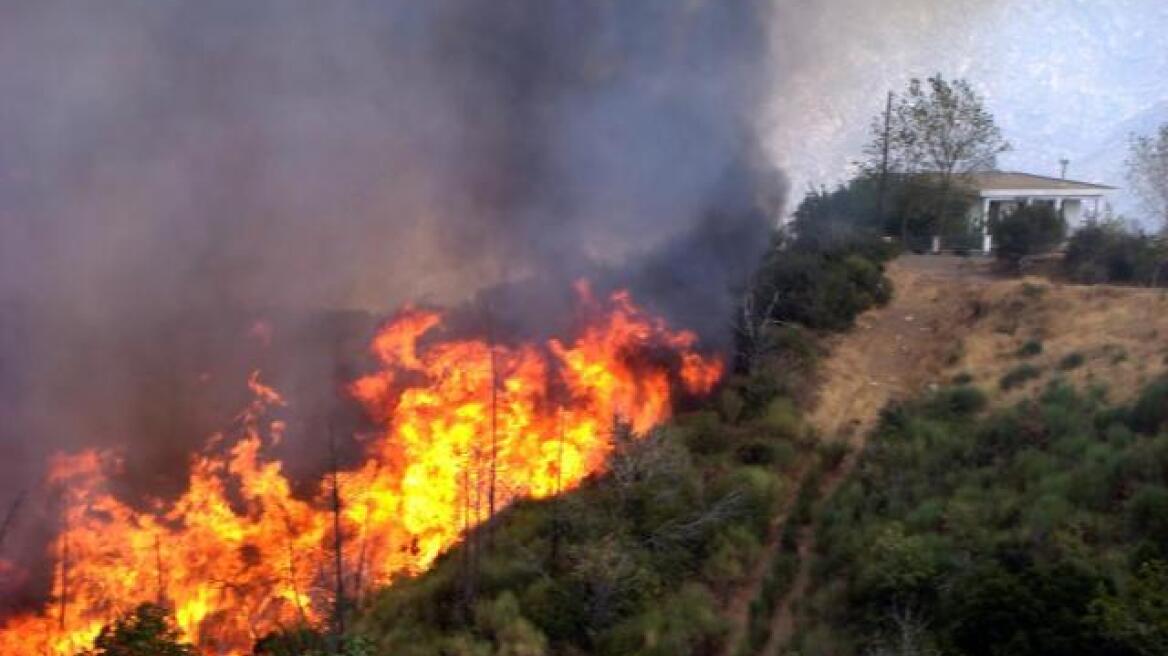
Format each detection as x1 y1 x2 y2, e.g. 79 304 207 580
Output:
77 604 197 656
864 75 1010 241
989 204 1066 266
1126 124 1168 229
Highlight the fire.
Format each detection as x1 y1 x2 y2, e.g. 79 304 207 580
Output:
0 286 721 655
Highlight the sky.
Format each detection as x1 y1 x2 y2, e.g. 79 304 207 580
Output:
764 0 1168 224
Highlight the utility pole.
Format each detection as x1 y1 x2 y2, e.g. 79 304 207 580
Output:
876 91 895 239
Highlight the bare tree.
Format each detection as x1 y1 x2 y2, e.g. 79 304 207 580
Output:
485 304 500 549
327 427 346 649
1126 124 1168 230
863 606 940 656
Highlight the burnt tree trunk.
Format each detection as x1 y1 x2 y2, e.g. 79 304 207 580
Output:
328 428 346 649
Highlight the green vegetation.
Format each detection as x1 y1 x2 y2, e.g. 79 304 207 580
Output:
1058 351 1087 371
805 377 1168 654
744 552 798 654
999 363 1043 390
989 204 1067 266
77 604 197 656
348 419 793 655
740 231 895 335
1064 219 1168 287
1016 339 1044 358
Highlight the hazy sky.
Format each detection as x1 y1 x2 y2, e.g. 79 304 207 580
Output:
765 0 1168 222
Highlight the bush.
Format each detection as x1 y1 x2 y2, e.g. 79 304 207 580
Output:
818 440 851 471
925 385 988 418
718 388 746 424
989 204 1067 265
1000 364 1042 390
744 235 893 334
1065 220 1168 286
1129 376 1168 434
759 397 802 440
1058 352 1086 371
678 411 730 455
77 604 197 656
1016 339 1043 358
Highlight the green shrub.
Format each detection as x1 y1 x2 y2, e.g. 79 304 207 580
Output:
1016 339 1044 358
926 385 988 417
78 604 197 656
818 440 851 471
599 584 726 656
474 592 549 656
701 525 762 589
736 439 796 469
736 440 780 466
1065 219 1168 286
1000 364 1043 390
1130 376 1168 434
718 388 746 424
989 204 1067 265
1125 485 1168 547
678 411 729 455
759 397 802 440
743 236 893 333
1058 352 1086 370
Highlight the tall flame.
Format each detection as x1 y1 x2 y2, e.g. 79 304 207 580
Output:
0 286 721 655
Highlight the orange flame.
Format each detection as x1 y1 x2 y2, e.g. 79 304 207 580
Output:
0 287 721 655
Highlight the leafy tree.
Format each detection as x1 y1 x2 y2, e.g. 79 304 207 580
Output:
77 604 197 656
989 204 1067 266
864 75 1010 241
1126 124 1168 229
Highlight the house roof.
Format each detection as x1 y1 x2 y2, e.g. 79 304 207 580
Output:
958 171 1116 192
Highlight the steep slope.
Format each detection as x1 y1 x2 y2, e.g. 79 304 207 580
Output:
765 254 1168 653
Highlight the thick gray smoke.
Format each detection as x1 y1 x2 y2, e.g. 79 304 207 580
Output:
0 0 782 585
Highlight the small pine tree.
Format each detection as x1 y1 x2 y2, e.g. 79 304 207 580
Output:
989 204 1067 265
77 604 196 656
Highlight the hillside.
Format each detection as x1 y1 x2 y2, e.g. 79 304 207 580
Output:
809 254 1168 444
769 255 1168 655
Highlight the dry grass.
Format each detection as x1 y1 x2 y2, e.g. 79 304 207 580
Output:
809 257 1168 443
947 278 1168 404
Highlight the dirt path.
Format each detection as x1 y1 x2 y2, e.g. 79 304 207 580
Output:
717 256 990 656
762 256 994 654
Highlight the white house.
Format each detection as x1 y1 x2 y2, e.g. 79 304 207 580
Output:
959 171 1115 253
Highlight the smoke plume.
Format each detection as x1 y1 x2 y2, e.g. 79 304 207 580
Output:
0 0 783 578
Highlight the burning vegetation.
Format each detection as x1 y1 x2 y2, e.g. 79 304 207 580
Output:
0 286 721 656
